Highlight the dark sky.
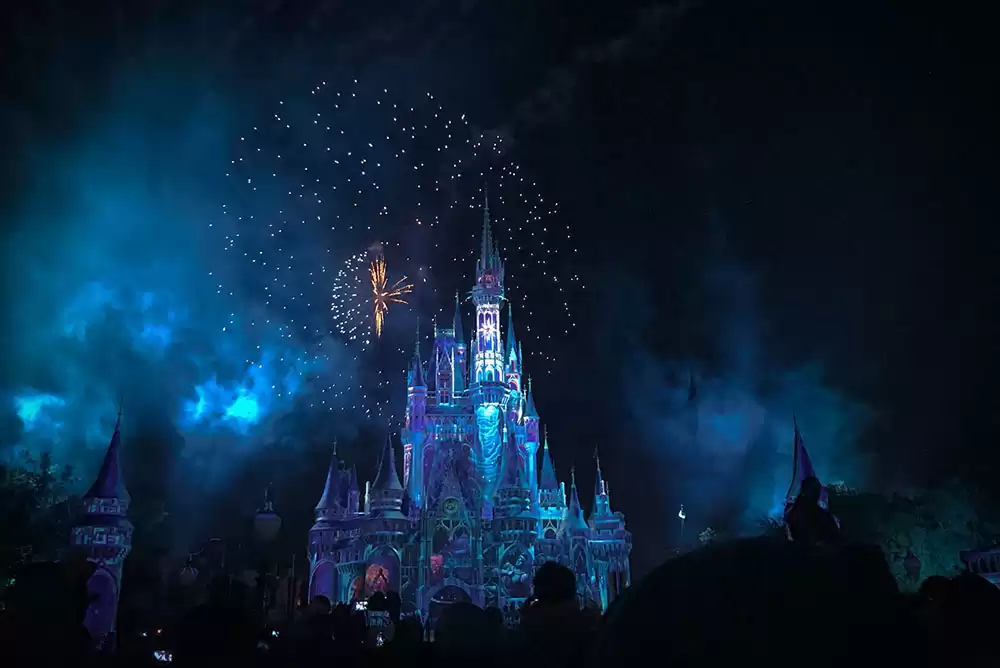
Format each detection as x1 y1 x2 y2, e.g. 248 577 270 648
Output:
2 1 996 574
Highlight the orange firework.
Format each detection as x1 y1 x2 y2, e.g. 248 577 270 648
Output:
369 253 413 338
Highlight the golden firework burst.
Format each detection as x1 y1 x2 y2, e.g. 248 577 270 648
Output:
370 253 413 338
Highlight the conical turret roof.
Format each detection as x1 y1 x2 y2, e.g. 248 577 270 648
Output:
524 377 538 418
498 422 527 489
453 292 464 343
373 432 403 491
408 325 425 388
564 467 589 531
85 408 129 503
506 302 518 359
314 442 342 512
539 428 558 489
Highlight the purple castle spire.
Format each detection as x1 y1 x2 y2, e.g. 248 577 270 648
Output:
72 404 133 652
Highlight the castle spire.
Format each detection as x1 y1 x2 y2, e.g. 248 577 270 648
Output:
539 426 558 489
85 400 130 503
475 184 504 291
525 377 539 418
592 447 612 517
374 430 403 491
506 301 518 359
453 291 464 342
408 320 425 388
481 185 493 267
73 400 133 651
498 421 526 489
564 465 589 530
314 442 343 519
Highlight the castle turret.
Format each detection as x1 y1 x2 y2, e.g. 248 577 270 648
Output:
471 188 505 386
505 303 521 391
521 377 540 504
370 432 405 519
453 292 467 392
71 406 133 651
314 442 344 523
562 466 594 604
587 451 632 610
471 188 507 498
495 423 531 518
347 465 361 514
404 329 427 500
591 450 612 519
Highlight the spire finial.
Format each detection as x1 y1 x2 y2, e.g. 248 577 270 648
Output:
332 437 338 457
116 394 124 431
543 424 548 448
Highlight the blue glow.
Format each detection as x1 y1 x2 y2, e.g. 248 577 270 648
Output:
14 392 66 431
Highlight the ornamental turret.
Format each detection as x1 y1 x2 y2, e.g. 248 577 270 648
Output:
521 377 540 503
587 451 632 610
71 406 133 651
370 432 406 519
495 422 532 518
453 293 467 393
563 466 594 604
404 328 428 499
347 465 361 515
471 189 505 386
314 442 345 524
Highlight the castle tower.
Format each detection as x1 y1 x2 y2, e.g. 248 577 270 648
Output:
471 188 507 498
522 377 541 504
495 423 532 518
309 443 345 602
453 292 467 393
471 189 505 387
588 452 632 610
562 467 594 604
347 465 361 515
494 423 537 606
404 332 427 502
71 406 133 651
314 442 345 523
505 303 521 392
370 432 406 520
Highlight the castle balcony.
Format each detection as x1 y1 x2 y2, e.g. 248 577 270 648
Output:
960 546 1000 587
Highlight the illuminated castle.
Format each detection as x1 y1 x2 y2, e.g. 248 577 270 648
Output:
308 196 631 619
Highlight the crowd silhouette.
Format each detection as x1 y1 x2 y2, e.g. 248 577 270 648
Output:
3 499 998 667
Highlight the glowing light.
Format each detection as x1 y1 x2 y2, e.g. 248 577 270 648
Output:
14 392 66 431
678 505 686 520
369 253 412 339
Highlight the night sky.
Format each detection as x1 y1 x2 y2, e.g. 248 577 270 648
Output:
1 1 996 576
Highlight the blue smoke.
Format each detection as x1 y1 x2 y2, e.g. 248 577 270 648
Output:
605 235 872 539
0 70 361 494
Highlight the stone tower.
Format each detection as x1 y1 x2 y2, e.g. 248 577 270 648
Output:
71 406 133 651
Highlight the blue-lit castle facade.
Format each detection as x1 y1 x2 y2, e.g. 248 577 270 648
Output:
308 198 631 618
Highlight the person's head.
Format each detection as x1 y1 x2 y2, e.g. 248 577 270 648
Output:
484 605 504 628
532 561 577 604
308 595 332 616
436 602 490 654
